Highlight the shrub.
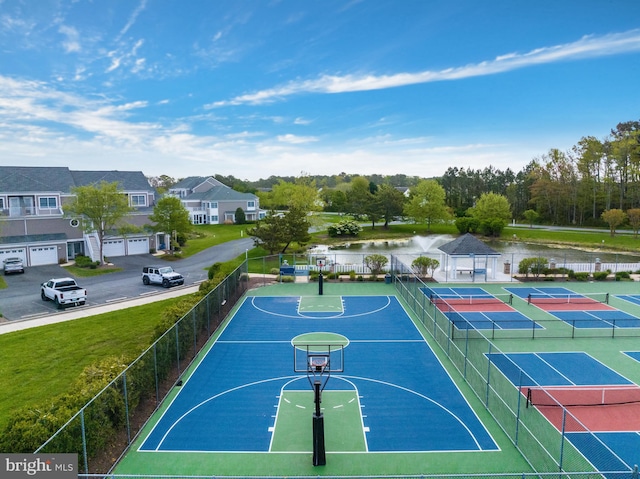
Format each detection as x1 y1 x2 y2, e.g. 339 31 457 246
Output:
518 257 548 278
615 271 631 281
411 256 439 277
280 275 295 283
455 217 480 234
349 271 356 281
574 272 590 281
270 268 280 275
327 220 362 237
593 271 609 281
74 255 93 268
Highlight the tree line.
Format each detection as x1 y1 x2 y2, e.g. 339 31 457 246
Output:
147 119 640 229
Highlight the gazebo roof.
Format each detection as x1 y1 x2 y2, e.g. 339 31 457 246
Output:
438 233 500 256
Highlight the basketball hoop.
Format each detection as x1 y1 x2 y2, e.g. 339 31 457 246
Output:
309 355 328 373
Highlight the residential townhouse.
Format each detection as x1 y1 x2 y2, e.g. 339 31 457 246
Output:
168 176 265 224
0 166 161 267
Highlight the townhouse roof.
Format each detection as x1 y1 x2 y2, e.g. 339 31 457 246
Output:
186 185 257 202
0 166 152 193
0 166 76 193
171 176 226 191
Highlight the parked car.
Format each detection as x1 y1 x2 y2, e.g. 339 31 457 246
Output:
142 266 184 288
41 278 87 309
3 257 24 275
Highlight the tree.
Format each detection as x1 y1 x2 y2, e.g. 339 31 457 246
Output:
403 180 450 231
469 192 512 222
523 209 540 228
346 176 374 220
65 181 134 264
601 208 627 237
246 211 284 254
627 208 640 238
234 207 246 225
247 207 310 254
376 184 406 228
148 196 192 253
467 192 512 237
270 176 322 212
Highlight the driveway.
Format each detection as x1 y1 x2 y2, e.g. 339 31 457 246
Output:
0 238 254 322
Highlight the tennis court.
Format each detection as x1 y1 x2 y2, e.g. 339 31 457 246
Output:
422 286 539 331
137 295 497 455
489 351 640 472
507 286 640 328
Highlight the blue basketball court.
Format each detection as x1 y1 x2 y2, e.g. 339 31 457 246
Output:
139 295 498 454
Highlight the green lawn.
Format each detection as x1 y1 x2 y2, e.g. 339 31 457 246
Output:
0 296 183 430
505 225 640 252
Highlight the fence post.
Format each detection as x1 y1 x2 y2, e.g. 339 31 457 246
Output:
558 408 567 471
485 343 492 407
515 369 523 445
80 409 88 474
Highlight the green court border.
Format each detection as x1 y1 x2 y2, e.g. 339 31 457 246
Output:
113 280 640 476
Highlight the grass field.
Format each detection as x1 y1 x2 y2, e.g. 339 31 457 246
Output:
0 296 183 430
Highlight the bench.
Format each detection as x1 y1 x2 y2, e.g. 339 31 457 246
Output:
456 267 474 275
279 267 295 276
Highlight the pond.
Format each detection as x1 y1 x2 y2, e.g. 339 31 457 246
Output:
309 234 640 268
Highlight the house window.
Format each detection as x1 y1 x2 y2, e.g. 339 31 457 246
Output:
0 198 4 209
211 202 218 209
247 201 255 209
210 215 218 223
131 195 146 206
39 197 57 209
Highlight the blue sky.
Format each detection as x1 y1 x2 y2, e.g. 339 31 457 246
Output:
1 1 640 181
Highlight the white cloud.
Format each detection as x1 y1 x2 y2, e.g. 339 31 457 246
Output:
209 29 640 107
277 134 318 144
59 25 81 53
117 0 147 41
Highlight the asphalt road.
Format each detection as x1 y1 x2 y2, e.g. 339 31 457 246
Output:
0 238 254 322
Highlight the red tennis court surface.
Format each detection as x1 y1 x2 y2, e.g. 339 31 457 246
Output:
522 385 640 432
436 301 514 312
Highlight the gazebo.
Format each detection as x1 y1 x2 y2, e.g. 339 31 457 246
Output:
438 233 501 281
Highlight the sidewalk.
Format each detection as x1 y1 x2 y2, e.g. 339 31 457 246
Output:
0 285 200 335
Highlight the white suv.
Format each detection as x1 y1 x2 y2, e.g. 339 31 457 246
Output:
142 266 184 288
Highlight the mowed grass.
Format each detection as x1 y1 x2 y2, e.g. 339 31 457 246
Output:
179 224 250 257
0 296 183 430
505 225 640 252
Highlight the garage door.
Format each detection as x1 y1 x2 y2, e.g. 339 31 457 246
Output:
127 238 149 255
0 248 27 264
29 245 58 266
103 239 125 257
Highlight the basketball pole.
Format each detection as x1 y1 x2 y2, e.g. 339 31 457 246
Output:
312 380 326 466
318 272 323 295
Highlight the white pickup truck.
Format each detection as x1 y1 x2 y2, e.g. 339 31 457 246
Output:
41 277 87 309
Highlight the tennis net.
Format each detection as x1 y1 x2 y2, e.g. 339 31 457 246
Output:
526 385 640 408
527 292 609 305
430 293 513 307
